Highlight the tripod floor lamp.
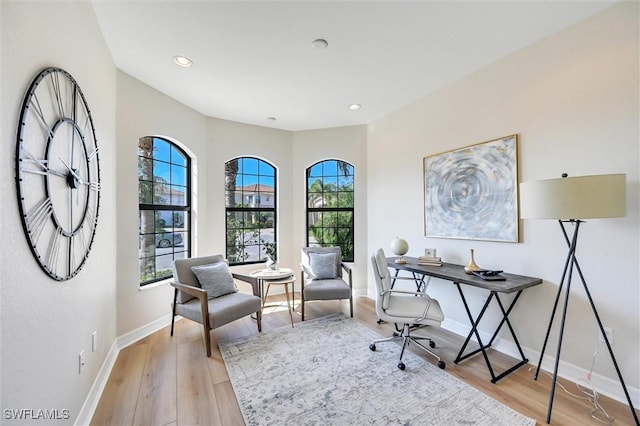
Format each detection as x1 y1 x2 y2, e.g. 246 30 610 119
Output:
520 173 638 425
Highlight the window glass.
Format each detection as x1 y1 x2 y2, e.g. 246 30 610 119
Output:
138 136 191 286
225 157 277 264
306 160 354 262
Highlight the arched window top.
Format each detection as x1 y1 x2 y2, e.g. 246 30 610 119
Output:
307 159 354 178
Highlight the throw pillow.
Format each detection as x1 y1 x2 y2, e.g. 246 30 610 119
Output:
191 262 238 299
308 252 337 279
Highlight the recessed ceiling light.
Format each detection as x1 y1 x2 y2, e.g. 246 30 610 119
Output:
173 55 193 68
348 104 361 111
267 116 277 122
312 39 328 49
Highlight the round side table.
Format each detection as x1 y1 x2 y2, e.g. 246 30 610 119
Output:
250 268 296 328
262 275 296 328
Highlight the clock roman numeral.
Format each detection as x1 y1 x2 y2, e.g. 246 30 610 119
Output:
18 147 67 179
72 83 78 123
45 226 64 274
87 147 99 162
50 71 66 118
29 94 55 140
19 146 48 173
25 197 54 244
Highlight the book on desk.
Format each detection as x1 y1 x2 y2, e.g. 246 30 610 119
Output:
417 255 443 266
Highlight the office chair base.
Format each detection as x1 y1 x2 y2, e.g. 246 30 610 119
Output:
369 324 446 370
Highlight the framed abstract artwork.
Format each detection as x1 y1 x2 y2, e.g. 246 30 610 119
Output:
423 134 519 242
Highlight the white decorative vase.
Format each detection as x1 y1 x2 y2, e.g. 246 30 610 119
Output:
266 255 277 270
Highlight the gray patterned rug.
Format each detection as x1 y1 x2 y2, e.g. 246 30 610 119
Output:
219 313 535 426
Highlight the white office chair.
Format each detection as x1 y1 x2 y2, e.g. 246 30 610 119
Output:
369 248 446 370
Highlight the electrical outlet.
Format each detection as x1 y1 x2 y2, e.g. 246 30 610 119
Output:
599 327 614 346
79 350 85 374
92 331 97 352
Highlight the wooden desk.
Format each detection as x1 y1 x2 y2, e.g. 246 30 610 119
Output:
387 256 542 383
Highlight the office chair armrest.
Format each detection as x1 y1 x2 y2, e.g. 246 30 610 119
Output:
381 289 428 297
232 273 260 298
380 288 435 321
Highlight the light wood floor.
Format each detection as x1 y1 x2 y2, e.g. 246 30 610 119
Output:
91 295 638 426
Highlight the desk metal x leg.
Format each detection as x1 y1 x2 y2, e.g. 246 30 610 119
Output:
454 283 528 383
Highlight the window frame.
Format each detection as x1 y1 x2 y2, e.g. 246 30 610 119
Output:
138 136 191 286
225 156 277 266
305 159 355 262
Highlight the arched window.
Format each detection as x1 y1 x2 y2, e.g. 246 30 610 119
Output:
225 157 277 265
138 137 191 286
306 159 354 262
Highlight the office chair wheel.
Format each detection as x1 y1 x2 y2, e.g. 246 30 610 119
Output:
369 344 376 351
438 361 445 369
398 362 406 370
429 340 436 348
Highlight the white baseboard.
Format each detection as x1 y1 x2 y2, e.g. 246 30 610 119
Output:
74 340 119 426
74 315 175 425
440 318 639 409
115 314 174 350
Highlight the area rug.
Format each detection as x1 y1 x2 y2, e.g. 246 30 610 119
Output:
219 313 535 426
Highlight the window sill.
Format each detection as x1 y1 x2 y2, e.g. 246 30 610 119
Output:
139 278 172 291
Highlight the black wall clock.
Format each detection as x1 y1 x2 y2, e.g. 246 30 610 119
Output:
15 67 101 281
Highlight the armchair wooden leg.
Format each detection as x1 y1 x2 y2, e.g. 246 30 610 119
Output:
170 289 178 336
256 311 262 332
349 296 354 317
301 298 305 321
203 323 212 357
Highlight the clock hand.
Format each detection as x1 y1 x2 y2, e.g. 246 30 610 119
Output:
58 156 100 190
59 156 85 184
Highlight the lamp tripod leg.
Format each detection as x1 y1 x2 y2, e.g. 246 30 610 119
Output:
535 220 575 381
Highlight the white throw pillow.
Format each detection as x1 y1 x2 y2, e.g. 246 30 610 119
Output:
191 262 238 299
308 252 337 279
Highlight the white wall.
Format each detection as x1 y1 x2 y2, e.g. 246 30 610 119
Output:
367 1 639 401
115 71 208 335
0 1 118 423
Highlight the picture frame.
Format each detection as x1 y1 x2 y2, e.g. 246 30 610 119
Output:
423 134 519 242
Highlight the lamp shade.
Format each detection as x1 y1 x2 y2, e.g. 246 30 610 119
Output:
520 174 626 220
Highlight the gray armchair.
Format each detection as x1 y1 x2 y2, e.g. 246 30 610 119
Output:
300 246 353 321
170 255 262 356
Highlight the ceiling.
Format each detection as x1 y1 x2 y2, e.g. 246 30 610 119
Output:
92 1 616 132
